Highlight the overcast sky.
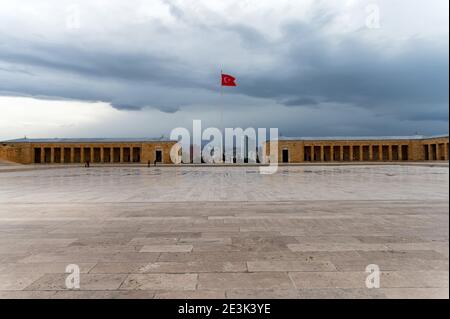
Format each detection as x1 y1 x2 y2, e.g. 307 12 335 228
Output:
0 0 448 140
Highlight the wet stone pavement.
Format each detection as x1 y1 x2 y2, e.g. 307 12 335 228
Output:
0 165 448 298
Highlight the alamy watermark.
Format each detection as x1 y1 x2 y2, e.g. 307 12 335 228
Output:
65 264 80 289
365 264 380 289
365 3 381 29
66 4 81 30
170 120 279 174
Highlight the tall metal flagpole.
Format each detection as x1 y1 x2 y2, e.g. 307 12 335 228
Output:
220 69 223 131
220 69 224 163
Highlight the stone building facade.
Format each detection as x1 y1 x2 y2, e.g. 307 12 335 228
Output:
0 135 448 164
0 138 176 164
267 135 449 163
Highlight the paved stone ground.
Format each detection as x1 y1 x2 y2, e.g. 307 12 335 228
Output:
0 165 448 298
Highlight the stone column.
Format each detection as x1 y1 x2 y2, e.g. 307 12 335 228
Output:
100 147 104 163
436 144 440 161
369 144 373 161
399 145 403 161
70 147 75 163
339 146 343 161
60 148 64 163
359 145 363 161
428 144 432 161
349 145 353 161
379 145 383 161
330 146 334 162
40 147 45 164
388 145 393 161
320 146 324 162
50 148 54 163
120 147 124 163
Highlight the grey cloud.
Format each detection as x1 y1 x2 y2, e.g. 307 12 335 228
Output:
281 97 319 106
224 24 268 49
0 35 218 111
109 103 143 111
0 37 208 87
0 1 448 135
236 23 448 123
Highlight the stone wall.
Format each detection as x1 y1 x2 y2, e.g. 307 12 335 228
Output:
0 142 32 164
1 136 448 164
265 136 449 163
0 141 176 164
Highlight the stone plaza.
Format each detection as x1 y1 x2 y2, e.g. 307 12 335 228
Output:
0 164 448 298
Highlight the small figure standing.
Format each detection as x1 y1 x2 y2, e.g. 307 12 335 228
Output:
85 160 90 168
147 160 151 168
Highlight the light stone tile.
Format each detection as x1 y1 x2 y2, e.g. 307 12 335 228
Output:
294 236 363 244
334 259 449 272
139 261 247 273
379 288 449 299
128 237 179 245
24 273 128 291
19 251 160 263
0 165 447 299
157 251 302 262
0 290 57 299
51 290 155 299
380 271 449 288
226 289 300 299
290 271 449 289
198 272 294 290
293 251 367 265
386 242 449 252
89 262 148 274
70 236 135 246
354 236 429 244
0 252 34 263
0 262 96 275
179 237 232 244
247 260 337 272
154 290 225 299
0 273 45 291
289 271 368 289
0 166 447 203
287 243 389 252
145 232 201 239
357 249 448 262
296 288 386 299
120 274 198 290
139 245 193 253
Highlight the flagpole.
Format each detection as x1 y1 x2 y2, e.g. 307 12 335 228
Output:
220 69 223 135
220 69 224 163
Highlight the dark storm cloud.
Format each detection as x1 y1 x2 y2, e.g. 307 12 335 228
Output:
236 22 448 119
0 34 220 111
0 2 448 135
0 36 213 86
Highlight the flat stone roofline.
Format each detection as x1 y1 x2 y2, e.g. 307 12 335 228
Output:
278 134 449 141
1 137 175 143
2 134 448 144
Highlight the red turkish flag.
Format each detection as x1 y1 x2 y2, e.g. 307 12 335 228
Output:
221 73 237 86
